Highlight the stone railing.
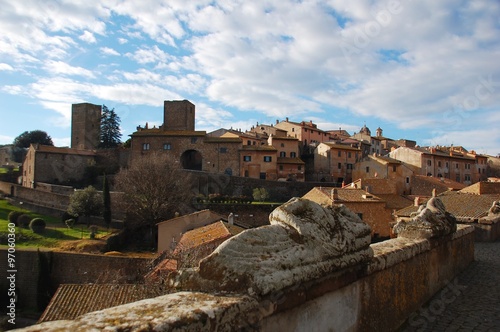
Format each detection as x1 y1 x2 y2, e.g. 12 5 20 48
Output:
17 197 475 332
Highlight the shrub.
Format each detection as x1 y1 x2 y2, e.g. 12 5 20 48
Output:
18 214 32 229
89 225 98 239
61 211 78 224
8 211 23 226
29 218 46 234
65 219 76 229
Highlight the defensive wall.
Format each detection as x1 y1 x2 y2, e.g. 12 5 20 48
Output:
17 197 475 332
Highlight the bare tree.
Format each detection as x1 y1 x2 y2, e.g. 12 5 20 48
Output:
115 153 194 245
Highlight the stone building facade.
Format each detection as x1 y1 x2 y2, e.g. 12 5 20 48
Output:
314 142 361 184
71 103 101 150
129 100 242 176
22 144 95 187
390 146 488 185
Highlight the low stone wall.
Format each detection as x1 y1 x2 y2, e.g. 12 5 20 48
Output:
462 220 500 242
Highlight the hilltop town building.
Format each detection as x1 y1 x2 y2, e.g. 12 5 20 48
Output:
390 146 488 185
22 144 95 187
71 103 101 150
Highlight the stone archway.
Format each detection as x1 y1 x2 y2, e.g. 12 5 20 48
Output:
180 150 202 171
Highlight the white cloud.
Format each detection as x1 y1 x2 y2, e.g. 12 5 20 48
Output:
0 63 14 71
101 47 120 56
44 60 95 78
79 30 96 43
52 137 71 147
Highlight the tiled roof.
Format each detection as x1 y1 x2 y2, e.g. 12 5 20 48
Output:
156 209 224 226
315 187 383 202
321 142 360 151
394 192 500 219
413 175 466 190
376 194 413 210
38 284 169 323
175 221 244 252
277 157 305 164
203 137 242 143
459 182 500 195
240 145 277 151
144 259 178 283
34 144 96 156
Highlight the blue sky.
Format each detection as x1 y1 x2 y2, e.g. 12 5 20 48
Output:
0 0 499 155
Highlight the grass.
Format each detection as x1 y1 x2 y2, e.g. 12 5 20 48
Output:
0 199 108 249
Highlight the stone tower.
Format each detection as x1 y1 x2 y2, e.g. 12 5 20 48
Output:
163 100 195 131
71 103 102 150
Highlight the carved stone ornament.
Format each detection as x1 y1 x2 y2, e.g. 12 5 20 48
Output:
393 197 457 239
176 197 373 296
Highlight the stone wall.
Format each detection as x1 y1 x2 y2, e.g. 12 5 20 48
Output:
0 249 151 312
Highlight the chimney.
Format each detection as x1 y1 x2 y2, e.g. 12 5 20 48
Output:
276 119 279 125
286 117 289 122
365 185 371 193
331 188 339 203
414 197 420 206
228 212 234 225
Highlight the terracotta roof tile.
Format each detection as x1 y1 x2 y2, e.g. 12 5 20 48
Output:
174 221 244 251
38 284 169 323
394 192 500 220
315 187 383 202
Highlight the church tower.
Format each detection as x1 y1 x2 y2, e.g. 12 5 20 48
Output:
163 100 195 131
71 103 102 150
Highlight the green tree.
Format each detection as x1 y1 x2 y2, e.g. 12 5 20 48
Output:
67 186 103 227
12 130 54 162
102 174 112 228
99 105 122 148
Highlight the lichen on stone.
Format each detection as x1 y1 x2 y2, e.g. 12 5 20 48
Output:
393 197 457 239
175 197 373 296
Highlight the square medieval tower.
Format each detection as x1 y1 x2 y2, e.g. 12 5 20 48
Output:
71 103 102 150
163 100 195 131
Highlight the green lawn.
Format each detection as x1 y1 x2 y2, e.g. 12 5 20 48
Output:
0 199 107 248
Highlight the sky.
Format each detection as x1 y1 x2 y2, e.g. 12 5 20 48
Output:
0 0 499 155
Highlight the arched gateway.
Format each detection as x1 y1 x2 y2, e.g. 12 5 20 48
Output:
180 150 202 171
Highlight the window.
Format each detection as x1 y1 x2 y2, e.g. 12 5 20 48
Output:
163 143 171 150
292 128 295 132
366 167 370 173
264 156 272 162
348 152 352 158
281 143 285 147
280 152 286 157
290 152 296 158
406 177 410 184
427 160 431 166
260 172 266 179
142 143 150 150
456 164 459 169
392 165 397 172
466 163 471 170
247 140 251 145
191 137 198 144
338 151 342 157
465 174 471 181
243 156 251 162
438 161 442 167
279 165 283 171
456 174 461 182
346 164 353 170
244 170 249 177
446 162 449 168
338 163 342 169
219 147 228 153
